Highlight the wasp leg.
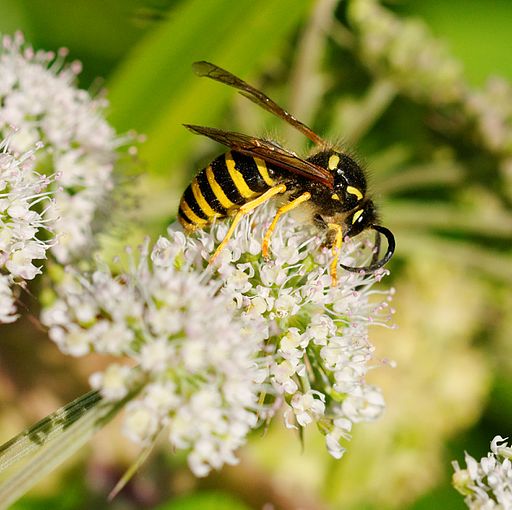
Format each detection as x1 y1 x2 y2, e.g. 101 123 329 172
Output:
262 192 311 259
210 183 287 263
327 223 343 286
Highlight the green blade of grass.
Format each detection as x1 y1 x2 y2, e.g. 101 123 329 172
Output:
0 391 101 473
0 391 126 509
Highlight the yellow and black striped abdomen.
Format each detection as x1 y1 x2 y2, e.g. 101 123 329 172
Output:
179 150 276 230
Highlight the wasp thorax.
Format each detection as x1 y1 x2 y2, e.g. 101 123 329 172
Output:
307 151 367 212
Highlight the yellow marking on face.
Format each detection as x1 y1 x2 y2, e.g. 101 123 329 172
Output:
352 209 364 224
253 157 275 186
225 152 256 199
347 186 363 201
180 200 208 225
331 193 340 201
328 154 340 170
191 179 218 218
206 165 235 209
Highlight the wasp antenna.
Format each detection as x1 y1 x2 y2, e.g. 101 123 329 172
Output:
339 225 395 274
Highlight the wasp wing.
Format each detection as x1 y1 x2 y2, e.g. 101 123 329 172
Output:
184 124 334 188
193 61 328 148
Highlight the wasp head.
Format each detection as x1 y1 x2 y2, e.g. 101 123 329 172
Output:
338 200 395 274
344 199 377 238
319 197 395 275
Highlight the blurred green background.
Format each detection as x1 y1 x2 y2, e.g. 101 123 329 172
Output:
0 0 511 508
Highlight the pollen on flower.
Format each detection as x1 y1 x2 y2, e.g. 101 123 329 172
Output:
42 202 394 475
0 32 126 264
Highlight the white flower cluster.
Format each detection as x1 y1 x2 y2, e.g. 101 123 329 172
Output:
0 32 120 263
453 436 512 509
42 238 269 477
466 78 512 153
42 204 393 474
465 78 512 200
0 137 55 322
193 206 393 459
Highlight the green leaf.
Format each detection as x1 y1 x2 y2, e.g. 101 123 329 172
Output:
0 0 152 85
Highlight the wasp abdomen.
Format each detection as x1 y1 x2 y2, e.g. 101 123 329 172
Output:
178 151 276 230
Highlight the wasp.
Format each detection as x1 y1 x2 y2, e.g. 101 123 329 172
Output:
178 62 395 285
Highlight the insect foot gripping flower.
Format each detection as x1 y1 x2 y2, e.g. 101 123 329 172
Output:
0 32 122 264
179 202 394 461
41 238 270 477
0 137 55 323
452 436 512 509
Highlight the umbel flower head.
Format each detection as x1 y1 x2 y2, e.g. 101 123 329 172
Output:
43 238 269 477
0 32 121 263
42 204 394 475
0 136 55 323
453 436 512 509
